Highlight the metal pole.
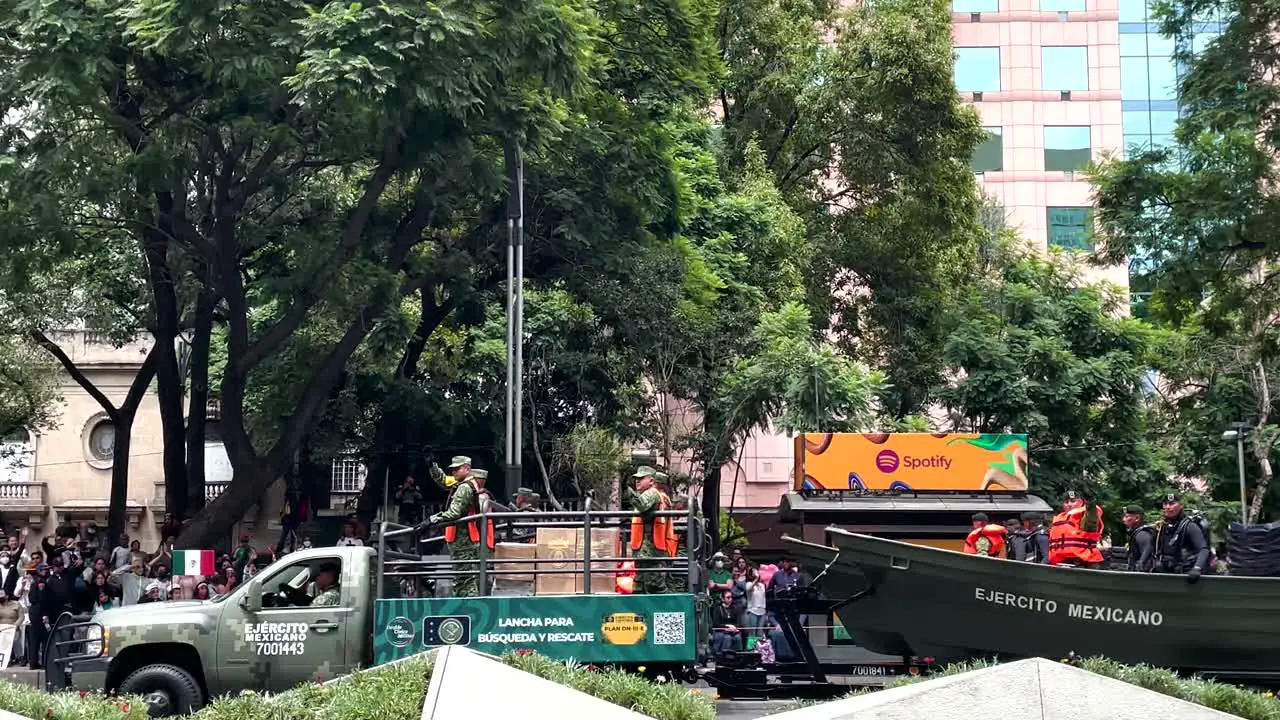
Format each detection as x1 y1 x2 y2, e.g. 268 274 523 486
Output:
382 465 391 526
1238 432 1249 526
504 139 525 493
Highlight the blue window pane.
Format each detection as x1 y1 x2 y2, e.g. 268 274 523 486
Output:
1123 134 1150 153
1148 55 1178 100
1149 110 1178 135
1042 47 1089 90
1119 0 1148 22
1151 134 1175 150
1041 0 1085 10
1044 126 1092 171
1193 31 1219 54
955 47 1001 91
1147 33 1176 57
1047 207 1094 251
1121 57 1150 99
953 0 999 10
1123 110 1151 136
1119 35 1147 57
973 127 1003 172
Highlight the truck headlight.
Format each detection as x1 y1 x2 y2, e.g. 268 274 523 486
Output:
84 626 106 656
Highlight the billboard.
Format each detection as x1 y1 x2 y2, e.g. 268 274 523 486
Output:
794 433 1028 492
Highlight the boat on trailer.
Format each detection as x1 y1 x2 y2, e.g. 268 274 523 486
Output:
784 527 1280 683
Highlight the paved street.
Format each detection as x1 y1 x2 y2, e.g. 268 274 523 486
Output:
716 699 798 718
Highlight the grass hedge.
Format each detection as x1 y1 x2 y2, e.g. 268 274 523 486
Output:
0 651 715 720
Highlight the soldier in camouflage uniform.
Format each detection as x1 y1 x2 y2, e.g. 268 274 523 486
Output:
626 466 676 594
431 467 492 597
429 455 472 490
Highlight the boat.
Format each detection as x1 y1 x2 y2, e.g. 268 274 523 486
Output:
783 527 1280 682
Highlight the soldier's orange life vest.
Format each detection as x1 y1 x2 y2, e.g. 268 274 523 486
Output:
963 524 1008 557
630 490 677 557
1048 505 1104 565
443 480 496 550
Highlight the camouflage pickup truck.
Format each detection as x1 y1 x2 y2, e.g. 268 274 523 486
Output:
52 546 375 716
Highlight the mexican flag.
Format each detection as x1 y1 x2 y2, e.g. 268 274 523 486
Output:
173 549 215 577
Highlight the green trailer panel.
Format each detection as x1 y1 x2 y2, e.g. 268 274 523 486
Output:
374 593 698 665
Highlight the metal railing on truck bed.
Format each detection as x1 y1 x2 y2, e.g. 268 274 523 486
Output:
374 495 707 599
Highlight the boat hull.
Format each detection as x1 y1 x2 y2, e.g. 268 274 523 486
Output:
785 529 1280 677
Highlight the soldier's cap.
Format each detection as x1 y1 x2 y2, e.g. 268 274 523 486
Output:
1123 505 1144 515
447 455 472 469
471 468 489 480
972 512 989 522
514 487 539 499
317 561 341 575
632 465 657 478
1066 490 1078 499
1162 493 1181 505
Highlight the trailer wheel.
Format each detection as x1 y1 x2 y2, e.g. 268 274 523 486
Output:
118 664 205 717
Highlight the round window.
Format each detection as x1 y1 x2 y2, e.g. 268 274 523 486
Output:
88 420 116 461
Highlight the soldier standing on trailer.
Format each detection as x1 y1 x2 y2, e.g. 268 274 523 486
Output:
627 466 676 594
429 466 495 597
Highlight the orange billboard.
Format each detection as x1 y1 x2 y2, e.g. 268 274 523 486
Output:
794 433 1029 492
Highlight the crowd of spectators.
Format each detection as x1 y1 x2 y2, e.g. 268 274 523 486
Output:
705 547 811 662
0 512 381 669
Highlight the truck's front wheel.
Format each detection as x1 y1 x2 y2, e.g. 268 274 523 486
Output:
118 664 205 717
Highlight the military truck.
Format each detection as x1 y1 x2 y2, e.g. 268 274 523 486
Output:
47 503 706 716
46 488 990 714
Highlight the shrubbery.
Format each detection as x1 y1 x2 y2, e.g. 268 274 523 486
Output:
0 651 715 720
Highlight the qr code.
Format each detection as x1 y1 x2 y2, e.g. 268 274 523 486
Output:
652 612 687 645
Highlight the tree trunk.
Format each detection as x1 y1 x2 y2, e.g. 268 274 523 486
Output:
155 338 187 519
1248 360 1274 523
106 408 137 548
143 228 189 519
185 288 215 516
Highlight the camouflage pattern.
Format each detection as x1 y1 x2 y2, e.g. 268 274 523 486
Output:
431 479 488 597
311 586 340 607
67 546 374 702
627 485 672 594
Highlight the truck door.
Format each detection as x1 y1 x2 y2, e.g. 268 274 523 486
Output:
216 555 355 694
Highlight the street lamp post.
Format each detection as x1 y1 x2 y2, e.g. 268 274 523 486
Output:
1222 425 1250 526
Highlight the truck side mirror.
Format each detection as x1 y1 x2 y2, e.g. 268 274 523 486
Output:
241 580 262 613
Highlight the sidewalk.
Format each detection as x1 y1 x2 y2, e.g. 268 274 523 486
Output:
0 667 43 688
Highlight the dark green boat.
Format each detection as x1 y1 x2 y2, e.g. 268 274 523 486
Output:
785 528 1280 682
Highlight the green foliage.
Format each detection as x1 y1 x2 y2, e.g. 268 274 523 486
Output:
933 237 1167 504
718 509 749 548
0 335 61 438
717 0 988 418
0 683 148 720
552 424 630 507
720 301 886 439
502 652 715 720
0 652 715 720
1089 0 1280 522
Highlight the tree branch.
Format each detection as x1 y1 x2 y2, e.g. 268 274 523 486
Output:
237 125 408 372
29 330 121 420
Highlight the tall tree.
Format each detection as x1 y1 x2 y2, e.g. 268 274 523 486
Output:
932 236 1167 505
1090 0 1280 521
717 0 988 419
1 0 721 546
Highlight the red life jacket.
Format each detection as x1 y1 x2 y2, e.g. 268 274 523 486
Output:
629 490 677 557
442 480 495 550
1049 506 1105 565
963 524 1008 557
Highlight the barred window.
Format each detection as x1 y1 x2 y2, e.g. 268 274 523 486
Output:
331 455 367 494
